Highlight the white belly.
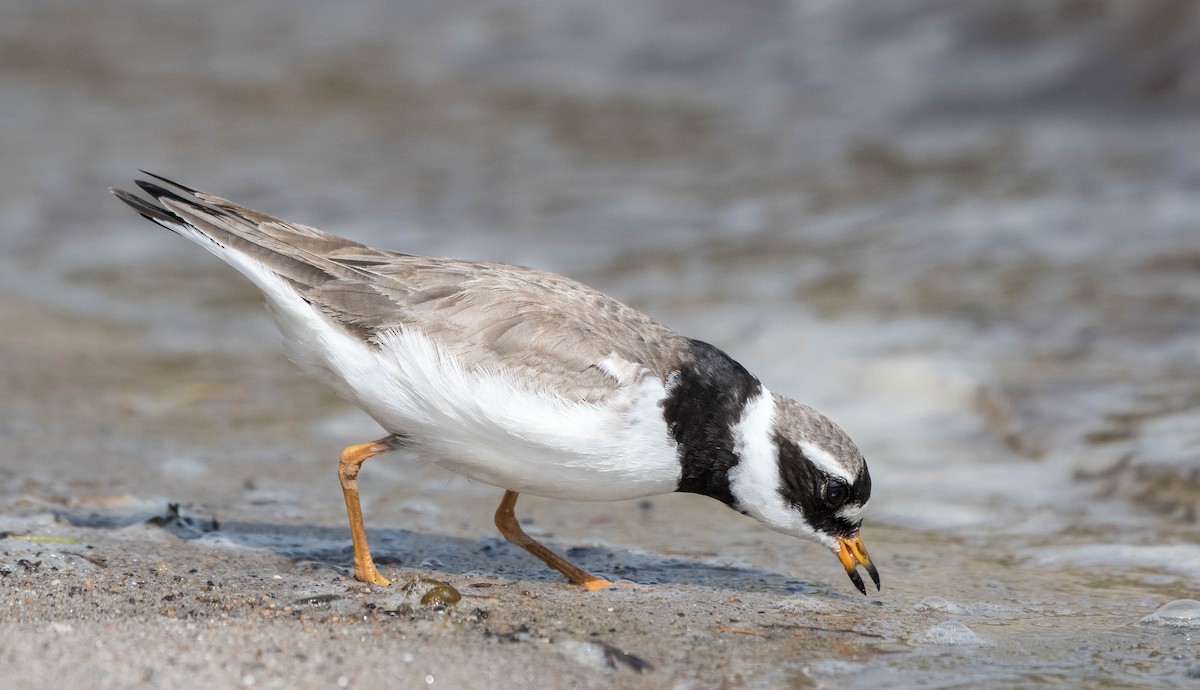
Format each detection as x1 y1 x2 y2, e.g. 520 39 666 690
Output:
261 274 682 501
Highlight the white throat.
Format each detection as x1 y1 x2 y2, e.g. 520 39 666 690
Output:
727 390 829 547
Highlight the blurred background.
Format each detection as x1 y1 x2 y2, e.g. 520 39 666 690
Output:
2 1 1200 686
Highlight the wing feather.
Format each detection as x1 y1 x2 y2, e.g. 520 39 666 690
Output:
112 175 689 402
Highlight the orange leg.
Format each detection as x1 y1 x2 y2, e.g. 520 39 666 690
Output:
338 435 403 586
494 490 613 591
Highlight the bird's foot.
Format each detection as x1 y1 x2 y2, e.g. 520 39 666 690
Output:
580 578 651 592
355 564 391 587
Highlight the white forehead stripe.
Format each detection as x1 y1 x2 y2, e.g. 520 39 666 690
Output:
797 440 855 484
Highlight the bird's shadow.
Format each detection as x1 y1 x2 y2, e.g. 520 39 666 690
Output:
57 503 821 595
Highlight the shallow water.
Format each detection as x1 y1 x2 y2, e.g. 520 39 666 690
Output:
2 1 1199 687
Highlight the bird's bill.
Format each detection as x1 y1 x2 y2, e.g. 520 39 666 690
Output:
835 533 881 596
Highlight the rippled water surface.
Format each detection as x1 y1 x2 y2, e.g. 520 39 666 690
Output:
2 2 1199 687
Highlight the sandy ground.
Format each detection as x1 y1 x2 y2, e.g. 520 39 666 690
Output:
0 295 911 689
5 2 1200 687
2 294 1193 688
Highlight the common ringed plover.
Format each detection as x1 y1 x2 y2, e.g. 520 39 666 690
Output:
112 174 879 595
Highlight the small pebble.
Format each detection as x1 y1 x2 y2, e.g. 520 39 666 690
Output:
420 584 461 606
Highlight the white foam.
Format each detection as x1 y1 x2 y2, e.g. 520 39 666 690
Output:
1139 600 1200 629
915 620 990 647
914 597 965 614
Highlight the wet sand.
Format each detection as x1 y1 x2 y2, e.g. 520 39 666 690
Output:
4 2 1200 687
0 294 912 688
2 230 1196 688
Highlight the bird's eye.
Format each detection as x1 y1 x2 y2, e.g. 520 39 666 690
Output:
824 478 850 507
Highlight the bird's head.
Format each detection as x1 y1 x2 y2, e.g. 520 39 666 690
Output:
727 392 879 595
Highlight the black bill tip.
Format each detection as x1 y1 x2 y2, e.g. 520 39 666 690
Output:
835 533 881 597
847 568 867 596
866 562 881 591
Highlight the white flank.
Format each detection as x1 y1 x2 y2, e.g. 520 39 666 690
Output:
359 333 682 500
171 226 682 501
728 390 833 548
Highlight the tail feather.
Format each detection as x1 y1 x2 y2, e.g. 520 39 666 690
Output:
139 170 203 195
110 187 191 231
111 173 371 292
